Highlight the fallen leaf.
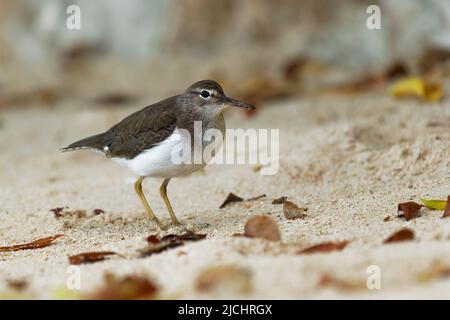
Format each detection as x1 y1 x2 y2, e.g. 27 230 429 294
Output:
196 265 252 295
317 274 365 291
50 207 86 219
69 251 118 265
161 232 206 242
283 200 307 220
146 235 160 244
421 198 447 210
87 273 158 300
50 207 68 218
219 193 244 209
0 235 64 252
7 279 28 291
140 231 206 257
272 196 287 205
246 194 266 201
140 241 182 257
244 215 281 241
397 202 423 221
93 208 105 215
299 241 348 254
389 77 443 102
383 228 415 243
443 196 450 218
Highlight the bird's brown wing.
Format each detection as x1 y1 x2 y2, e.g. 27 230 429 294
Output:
62 96 179 159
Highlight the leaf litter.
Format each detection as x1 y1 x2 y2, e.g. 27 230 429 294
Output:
140 231 206 257
69 251 119 265
0 235 64 252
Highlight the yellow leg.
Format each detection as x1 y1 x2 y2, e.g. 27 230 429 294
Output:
134 177 165 229
160 178 181 225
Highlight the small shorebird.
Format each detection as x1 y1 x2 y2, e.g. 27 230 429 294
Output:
62 80 255 229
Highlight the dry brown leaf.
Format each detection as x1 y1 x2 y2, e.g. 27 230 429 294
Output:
6 279 28 291
397 202 423 221
140 231 206 257
50 207 67 218
283 200 307 220
317 274 365 291
0 235 64 252
50 207 86 219
443 196 450 218
160 232 206 242
69 251 118 265
299 241 349 254
87 273 158 300
244 215 281 241
383 228 415 243
196 265 252 295
246 194 266 202
140 241 182 257
272 196 288 205
219 193 244 209
93 208 105 215
146 235 160 244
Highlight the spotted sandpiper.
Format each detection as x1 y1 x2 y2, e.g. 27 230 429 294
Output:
62 80 255 229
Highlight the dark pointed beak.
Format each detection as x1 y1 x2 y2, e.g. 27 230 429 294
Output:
222 96 255 110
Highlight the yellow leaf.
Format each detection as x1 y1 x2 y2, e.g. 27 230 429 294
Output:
389 77 443 102
424 83 443 102
421 198 447 210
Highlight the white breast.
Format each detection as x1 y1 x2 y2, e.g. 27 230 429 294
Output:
112 130 207 178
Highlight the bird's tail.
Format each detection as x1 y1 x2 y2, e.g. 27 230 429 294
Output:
61 132 108 152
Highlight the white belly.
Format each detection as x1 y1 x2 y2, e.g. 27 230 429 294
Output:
111 129 221 178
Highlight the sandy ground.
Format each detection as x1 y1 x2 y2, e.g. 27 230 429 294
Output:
1 89 450 299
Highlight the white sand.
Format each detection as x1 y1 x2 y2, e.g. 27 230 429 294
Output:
1 90 450 299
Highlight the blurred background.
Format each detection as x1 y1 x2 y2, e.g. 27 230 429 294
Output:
1 0 450 111
2 0 450 300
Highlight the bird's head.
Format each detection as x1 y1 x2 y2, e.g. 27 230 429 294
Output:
183 80 255 114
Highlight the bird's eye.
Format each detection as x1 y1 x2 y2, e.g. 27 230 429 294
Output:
200 90 210 99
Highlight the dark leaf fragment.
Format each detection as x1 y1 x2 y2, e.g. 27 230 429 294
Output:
383 228 415 243
0 235 64 252
140 231 206 257
219 193 244 208
443 196 450 218
299 241 349 254
246 194 266 201
397 202 423 221
146 235 160 244
93 208 105 215
272 196 288 204
69 251 118 265
50 207 68 218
